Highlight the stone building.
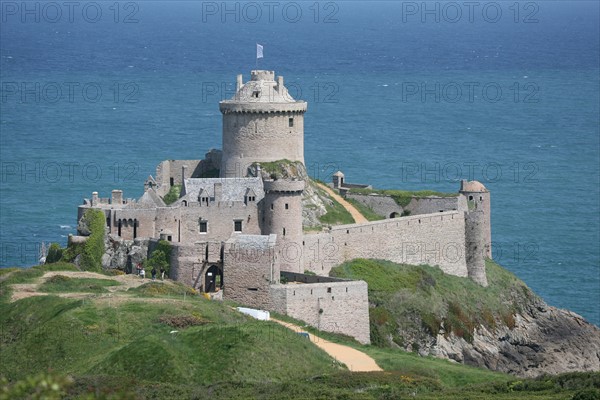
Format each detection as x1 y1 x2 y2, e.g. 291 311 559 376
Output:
77 70 493 343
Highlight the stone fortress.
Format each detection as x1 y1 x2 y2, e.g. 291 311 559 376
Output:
77 70 492 344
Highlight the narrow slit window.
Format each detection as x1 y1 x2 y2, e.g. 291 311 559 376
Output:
288 117 294 127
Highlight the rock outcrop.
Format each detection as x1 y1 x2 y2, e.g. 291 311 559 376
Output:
247 161 330 229
433 298 600 378
101 235 149 271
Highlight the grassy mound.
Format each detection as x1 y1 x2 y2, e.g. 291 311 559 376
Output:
330 259 535 346
38 275 120 293
128 281 197 297
0 263 80 302
0 284 338 385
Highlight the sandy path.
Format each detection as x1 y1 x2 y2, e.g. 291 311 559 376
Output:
316 182 368 224
271 318 382 372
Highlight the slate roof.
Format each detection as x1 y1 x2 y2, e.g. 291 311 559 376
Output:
181 177 265 203
127 188 166 209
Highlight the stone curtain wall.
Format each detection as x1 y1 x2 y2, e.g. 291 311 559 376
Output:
347 193 467 218
346 193 403 218
270 280 371 344
302 211 468 277
405 196 468 215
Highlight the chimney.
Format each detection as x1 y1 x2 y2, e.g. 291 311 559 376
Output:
111 190 123 205
460 179 467 191
277 75 284 92
92 191 98 206
214 182 222 201
236 74 243 91
182 165 188 185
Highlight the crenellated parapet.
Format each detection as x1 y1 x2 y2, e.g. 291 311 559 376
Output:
263 179 305 193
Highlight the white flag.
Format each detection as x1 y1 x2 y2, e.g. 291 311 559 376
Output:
256 43 264 59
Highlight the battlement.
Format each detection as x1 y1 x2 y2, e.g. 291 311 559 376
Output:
250 70 275 81
263 179 305 193
84 190 134 207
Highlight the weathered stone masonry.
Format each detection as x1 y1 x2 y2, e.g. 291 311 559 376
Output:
302 211 468 278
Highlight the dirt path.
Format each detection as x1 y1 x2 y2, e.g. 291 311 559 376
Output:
271 318 382 372
316 182 368 224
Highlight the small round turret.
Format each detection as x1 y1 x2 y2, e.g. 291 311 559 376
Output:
459 180 491 259
261 179 305 273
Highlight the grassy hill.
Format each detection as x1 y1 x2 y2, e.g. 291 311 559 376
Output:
1 263 598 399
330 258 533 347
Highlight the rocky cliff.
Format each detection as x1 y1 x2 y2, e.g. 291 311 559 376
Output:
434 297 600 378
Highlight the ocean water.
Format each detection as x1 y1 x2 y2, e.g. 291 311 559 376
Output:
1 1 598 325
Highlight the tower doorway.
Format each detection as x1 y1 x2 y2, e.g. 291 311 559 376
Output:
204 265 223 293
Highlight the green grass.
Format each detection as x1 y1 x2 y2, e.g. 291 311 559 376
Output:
162 184 182 205
38 275 120 293
4 371 594 399
331 259 534 346
346 198 385 221
0 263 81 302
348 188 458 207
39 262 80 272
0 268 18 277
0 288 339 386
271 311 510 388
127 281 197 297
1 264 597 399
314 184 355 225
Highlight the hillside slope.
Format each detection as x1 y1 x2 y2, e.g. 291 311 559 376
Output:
331 259 600 378
0 267 340 386
1 264 599 399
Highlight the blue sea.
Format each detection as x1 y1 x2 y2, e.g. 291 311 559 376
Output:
1 1 598 325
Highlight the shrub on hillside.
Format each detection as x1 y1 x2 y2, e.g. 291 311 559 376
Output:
45 243 64 264
61 209 105 272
